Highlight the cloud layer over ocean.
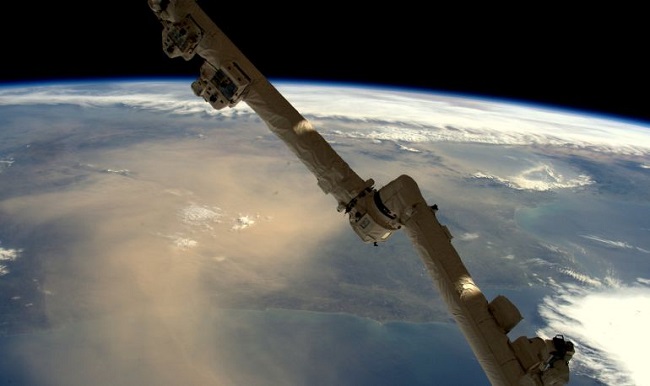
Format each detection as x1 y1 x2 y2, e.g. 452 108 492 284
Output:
1 81 649 155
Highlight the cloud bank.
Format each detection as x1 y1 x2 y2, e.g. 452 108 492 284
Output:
1 82 649 156
538 281 650 385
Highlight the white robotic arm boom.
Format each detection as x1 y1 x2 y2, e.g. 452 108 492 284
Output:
147 1 575 384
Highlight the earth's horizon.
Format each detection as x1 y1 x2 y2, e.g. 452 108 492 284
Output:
1 79 649 385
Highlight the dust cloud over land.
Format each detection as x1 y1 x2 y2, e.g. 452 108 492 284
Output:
1 135 350 385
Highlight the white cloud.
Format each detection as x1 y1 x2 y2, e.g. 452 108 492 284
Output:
0 244 21 277
637 278 650 286
509 165 593 191
581 234 650 254
231 215 256 231
0 157 14 173
458 232 480 241
180 203 224 229
397 144 421 153
472 172 513 187
0 82 253 119
558 268 602 287
537 283 650 385
173 237 198 250
0 245 20 260
471 164 593 192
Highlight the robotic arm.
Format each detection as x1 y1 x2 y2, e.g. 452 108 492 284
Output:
147 1 575 384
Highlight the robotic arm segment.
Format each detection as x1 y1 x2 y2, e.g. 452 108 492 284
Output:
192 60 251 109
159 15 203 60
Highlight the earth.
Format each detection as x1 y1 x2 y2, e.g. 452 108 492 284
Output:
0 80 649 386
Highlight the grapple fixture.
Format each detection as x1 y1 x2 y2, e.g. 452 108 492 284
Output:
191 61 250 110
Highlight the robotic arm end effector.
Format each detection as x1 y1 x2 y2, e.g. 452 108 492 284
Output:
513 334 574 385
539 335 575 385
